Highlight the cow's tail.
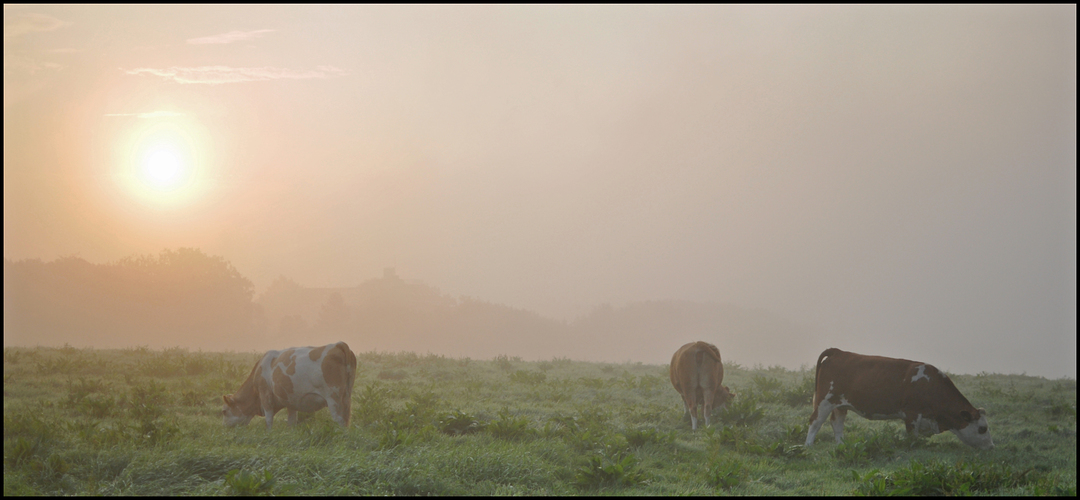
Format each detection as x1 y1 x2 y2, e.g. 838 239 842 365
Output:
695 349 705 385
695 342 722 387
337 342 357 427
811 348 841 408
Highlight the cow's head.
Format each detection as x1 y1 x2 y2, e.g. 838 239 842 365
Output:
951 408 994 450
713 385 737 411
221 394 260 427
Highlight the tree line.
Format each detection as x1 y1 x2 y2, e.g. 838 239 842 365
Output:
4 250 816 365
4 248 258 351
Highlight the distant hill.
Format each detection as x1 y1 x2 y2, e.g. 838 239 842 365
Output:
255 268 819 368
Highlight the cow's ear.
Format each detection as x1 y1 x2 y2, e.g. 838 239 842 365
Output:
960 410 973 421
223 395 233 406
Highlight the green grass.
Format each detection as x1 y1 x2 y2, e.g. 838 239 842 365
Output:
3 345 1075 495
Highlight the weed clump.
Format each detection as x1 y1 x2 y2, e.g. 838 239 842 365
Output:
487 408 535 441
624 428 675 448
716 392 765 427
439 409 486 436
706 457 747 490
223 469 281 496
352 382 391 426
853 459 1073 496
833 427 908 464
573 451 647 490
780 376 815 407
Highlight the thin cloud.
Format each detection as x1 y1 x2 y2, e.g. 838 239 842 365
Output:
103 111 186 118
4 13 69 40
123 65 345 85
187 29 274 45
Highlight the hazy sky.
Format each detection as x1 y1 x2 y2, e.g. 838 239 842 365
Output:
4 5 1075 378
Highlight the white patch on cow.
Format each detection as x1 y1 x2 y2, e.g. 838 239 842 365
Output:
911 364 930 383
951 410 994 450
806 391 836 446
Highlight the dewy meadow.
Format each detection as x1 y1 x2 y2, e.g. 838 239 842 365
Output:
4 4 1076 496
3 343 1076 495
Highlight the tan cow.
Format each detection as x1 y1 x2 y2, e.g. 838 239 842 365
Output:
805 348 994 449
670 341 736 430
222 341 357 430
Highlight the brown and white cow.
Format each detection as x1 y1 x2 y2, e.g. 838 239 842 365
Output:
222 341 357 430
670 341 736 430
805 348 993 449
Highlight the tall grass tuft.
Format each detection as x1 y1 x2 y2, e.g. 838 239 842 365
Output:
853 459 1074 496
573 451 647 490
706 457 747 490
716 392 765 427
487 407 535 441
223 469 277 496
833 427 907 464
439 409 486 436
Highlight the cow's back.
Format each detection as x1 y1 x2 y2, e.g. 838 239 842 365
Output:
695 342 724 386
818 350 915 406
674 341 723 388
671 342 727 393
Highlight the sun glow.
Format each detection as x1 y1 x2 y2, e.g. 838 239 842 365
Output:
142 147 184 190
117 117 210 208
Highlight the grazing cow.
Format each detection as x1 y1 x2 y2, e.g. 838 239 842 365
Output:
669 341 736 430
805 348 993 450
222 341 357 430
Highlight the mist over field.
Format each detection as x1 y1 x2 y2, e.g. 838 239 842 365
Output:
4 5 1076 378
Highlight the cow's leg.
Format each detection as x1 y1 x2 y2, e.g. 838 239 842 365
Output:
257 384 276 430
325 398 347 427
702 385 716 428
904 416 919 437
687 387 700 431
830 408 848 443
806 397 835 446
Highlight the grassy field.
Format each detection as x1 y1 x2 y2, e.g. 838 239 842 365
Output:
3 344 1076 495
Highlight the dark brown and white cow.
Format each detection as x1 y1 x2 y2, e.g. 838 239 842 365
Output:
222 341 357 430
670 341 736 430
805 348 993 449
